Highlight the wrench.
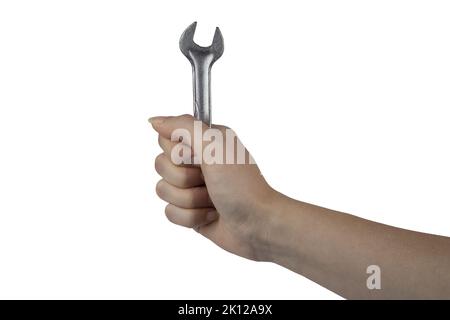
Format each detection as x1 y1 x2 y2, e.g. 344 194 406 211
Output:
179 22 224 127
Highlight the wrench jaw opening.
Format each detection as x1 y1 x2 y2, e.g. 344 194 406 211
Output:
179 22 224 63
179 22 224 126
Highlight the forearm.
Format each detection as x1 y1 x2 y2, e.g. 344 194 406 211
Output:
258 191 450 299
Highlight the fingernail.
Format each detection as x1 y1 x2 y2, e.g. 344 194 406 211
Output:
206 211 218 223
148 116 166 126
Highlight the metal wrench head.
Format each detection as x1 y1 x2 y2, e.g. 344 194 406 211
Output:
179 22 224 126
179 21 224 65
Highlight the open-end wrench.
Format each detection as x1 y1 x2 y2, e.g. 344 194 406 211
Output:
179 22 224 127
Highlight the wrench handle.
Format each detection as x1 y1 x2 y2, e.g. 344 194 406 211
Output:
192 61 212 127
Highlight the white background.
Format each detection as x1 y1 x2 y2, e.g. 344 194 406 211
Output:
0 0 449 299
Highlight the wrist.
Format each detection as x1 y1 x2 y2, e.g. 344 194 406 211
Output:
250 189 299 263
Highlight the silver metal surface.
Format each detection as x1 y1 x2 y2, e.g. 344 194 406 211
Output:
179 22 224 126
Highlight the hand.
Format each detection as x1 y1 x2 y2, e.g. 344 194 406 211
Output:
149 115 450 299
149 114 277 261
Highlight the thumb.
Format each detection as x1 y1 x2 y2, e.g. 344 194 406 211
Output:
149 114 209 148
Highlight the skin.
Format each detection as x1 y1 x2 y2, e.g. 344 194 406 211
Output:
149 114 450 299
